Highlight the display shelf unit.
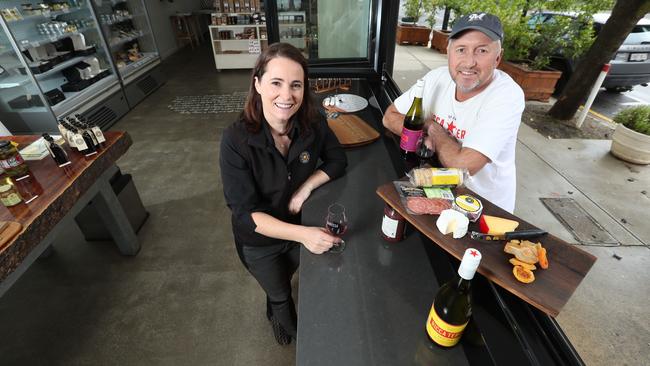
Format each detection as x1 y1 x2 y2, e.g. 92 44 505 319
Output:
209 19 267 70
277 11 306 52
91 0 163 107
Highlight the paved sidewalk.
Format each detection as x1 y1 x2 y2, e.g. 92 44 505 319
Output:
392 44 650 366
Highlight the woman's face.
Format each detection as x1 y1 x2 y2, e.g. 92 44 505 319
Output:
255 56 305 127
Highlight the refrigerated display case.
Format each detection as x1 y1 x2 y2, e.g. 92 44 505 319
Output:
91 0 164 107
0 0 128 133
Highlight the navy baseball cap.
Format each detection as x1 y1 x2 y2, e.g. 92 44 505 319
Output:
449 12 504 42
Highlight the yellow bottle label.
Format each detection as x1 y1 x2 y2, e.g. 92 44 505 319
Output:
426 304 468 347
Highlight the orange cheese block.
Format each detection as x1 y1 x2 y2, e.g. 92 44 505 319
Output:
479 214 519 235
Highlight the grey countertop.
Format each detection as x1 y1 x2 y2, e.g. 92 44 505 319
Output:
296 92 470 365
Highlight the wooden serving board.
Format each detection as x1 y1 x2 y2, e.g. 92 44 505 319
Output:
327 114 380 148
376 182 597 317
0 221 22 252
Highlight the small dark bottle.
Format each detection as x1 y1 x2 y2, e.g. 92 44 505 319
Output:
73 115 100 149
64 121 90 155
42 133 70 167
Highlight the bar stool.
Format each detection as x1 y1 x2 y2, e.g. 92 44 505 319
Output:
170 15 197 49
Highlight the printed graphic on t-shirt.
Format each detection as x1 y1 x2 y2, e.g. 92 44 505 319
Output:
432 113 467 141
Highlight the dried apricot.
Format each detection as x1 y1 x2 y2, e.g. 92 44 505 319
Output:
509 258 536 270
513 265 535 283
538 247 549 269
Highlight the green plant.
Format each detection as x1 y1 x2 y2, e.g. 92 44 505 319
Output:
613 106 650 136
422 0 443 29
403 0 423 24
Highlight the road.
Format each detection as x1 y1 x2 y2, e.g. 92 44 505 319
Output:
591 85 650 120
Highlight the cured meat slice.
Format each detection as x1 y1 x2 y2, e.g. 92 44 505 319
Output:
406 197 452 215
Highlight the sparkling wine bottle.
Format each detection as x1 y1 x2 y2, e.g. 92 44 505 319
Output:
426 248 482 347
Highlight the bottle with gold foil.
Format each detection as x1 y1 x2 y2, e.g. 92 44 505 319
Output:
426 248 481 347
0 140 29 177
0 176 23 207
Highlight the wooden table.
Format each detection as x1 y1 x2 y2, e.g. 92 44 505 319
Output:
377 183 597 317
0 131 139 297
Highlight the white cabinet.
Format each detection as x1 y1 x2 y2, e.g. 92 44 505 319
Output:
209 17 267 70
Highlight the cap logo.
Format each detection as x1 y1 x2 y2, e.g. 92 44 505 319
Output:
468 13 486 22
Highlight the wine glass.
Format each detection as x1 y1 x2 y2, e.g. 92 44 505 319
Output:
325 203 347 253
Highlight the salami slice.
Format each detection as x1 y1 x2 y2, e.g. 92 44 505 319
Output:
406 197 452 215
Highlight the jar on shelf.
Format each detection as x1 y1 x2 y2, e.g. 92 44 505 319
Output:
0 140 29 177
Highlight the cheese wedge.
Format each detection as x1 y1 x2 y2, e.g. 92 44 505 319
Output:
479 215 519 235
436 209 469 239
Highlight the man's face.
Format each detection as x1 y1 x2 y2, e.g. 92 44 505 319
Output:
447 30 502 98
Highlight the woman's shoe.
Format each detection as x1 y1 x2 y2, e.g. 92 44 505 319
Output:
270 315 292 345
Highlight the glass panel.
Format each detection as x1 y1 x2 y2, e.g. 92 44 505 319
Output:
92 0 159 81
0 22 53 131
0 0 119 118
276 0 371 60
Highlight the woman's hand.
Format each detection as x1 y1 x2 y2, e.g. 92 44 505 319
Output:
298 227 342 254
288 185 312 214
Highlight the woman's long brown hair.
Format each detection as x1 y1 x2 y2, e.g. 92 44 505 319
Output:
241 42 317 135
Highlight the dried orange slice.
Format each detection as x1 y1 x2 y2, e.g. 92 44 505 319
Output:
509 258 536 270
538 247 549 269
513 265 535 283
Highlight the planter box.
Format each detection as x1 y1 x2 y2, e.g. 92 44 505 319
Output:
396 25 431 46
610 123 650 165
430 29 450 54
498 61 562 102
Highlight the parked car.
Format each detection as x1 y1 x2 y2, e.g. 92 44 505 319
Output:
529 12 650 93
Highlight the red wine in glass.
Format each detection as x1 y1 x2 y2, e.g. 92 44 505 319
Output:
326 203 347 253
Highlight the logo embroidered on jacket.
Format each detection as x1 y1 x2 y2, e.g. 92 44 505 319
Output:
299 151 310 163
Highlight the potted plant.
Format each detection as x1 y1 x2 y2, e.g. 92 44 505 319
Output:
396 0 431 46
611 106 650 165
425 0 451 53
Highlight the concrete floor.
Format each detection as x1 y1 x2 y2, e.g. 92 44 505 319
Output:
0 42 648 366
0 46 296 365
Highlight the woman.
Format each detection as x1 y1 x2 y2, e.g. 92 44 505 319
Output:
219 43 347 345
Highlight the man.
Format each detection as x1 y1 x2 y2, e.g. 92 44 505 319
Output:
383 12 525 213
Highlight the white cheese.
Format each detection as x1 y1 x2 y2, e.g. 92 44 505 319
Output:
436 209 469 239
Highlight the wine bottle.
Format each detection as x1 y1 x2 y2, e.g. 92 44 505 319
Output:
400 79 425 173
42 133 70 167
426 248 482 348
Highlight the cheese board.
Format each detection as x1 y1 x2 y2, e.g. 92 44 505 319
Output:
376 182 597 317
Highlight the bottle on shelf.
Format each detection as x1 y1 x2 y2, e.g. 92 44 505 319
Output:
400 79 425 174
426 248 482 348
42 133 70 167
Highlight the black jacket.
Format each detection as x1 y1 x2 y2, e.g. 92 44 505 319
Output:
220 116 347 246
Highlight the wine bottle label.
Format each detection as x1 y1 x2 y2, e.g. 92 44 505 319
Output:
381 215 399 238
400 127 422 152
73 134 88 151
426 304 468 347
91 127 106 143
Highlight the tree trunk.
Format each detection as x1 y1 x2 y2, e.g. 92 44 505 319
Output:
547 0 650 121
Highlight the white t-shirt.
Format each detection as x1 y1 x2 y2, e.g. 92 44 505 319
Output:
394 67 524 213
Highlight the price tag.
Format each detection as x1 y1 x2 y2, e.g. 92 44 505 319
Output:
248 39 261 54
91 127 106 143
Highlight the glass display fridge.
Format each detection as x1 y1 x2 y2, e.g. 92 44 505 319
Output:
91 0 164 107
0 0 129 133
263 1 587 365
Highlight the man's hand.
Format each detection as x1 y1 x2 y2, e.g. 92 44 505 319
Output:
425 121 490 175
298 227 342 254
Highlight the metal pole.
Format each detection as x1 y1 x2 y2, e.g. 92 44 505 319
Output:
576 64 610 129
